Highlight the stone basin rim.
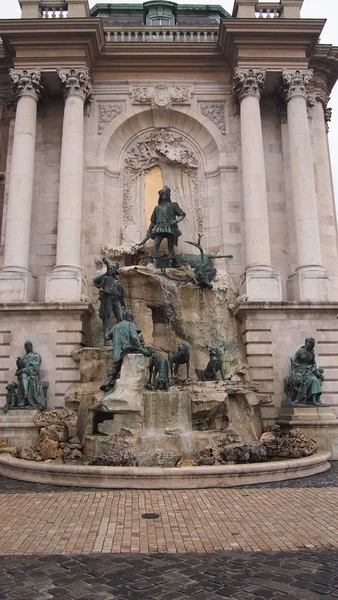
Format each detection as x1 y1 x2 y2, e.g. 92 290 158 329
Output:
0 451 331 489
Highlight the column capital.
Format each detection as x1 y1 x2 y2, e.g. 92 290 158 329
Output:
282 69 313 102
232 68 266 101
58 68 92 102
9 69 42 102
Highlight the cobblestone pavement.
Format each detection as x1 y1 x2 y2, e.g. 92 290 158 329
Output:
0 550 338 600
0 466 338 598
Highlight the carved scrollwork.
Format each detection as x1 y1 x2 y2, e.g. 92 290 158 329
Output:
98 103 123 134
282 69 313 102
131 84 191 109
325 107 332 132
123 129 202 236
200 103 226 134
232 68 266 101
58 68 92 102
9 69 43 102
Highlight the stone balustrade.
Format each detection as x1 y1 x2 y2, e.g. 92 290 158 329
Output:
255 3 282 18
40 3 68 18
104 27 219 43
234 0 303 18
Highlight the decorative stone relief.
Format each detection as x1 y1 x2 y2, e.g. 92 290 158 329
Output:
131 84 191 109
200 103 226 134
282 69 313 101
98 103 123 134
9 69 43 101
58 68 92 101
232 68 266 101
123 129 202 236
325 107 332 132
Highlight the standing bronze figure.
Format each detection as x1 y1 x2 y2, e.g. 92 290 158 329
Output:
139 186 186 267
93 258 127 342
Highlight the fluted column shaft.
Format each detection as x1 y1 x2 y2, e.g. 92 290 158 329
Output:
4 70 41 271
56 68 91 269
283 70 322 269
233 68 281 300
46 68 92 302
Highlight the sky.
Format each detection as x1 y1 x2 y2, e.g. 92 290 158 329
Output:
0 0 337 200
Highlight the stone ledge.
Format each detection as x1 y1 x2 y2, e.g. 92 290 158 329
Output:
0 450 330 489
0 302 95 313
233 301 338 316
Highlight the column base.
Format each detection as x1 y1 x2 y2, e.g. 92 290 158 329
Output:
240 265 282 301
45 268 87 302
0 269 37 302
287 267 332 301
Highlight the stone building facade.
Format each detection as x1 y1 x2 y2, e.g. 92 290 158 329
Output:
0 0 337 431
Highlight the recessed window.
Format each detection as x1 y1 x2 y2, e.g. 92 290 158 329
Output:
151 17 171 25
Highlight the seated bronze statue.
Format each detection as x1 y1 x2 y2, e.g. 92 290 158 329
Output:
283 337 326 407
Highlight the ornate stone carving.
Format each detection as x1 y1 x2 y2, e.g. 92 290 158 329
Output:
232 68 266 101
98 103 123 134
9 69 42 102
325 107 332 133
58 68 92 101
282 69 313 102
131 84 191 109
123 129 202 237
200 103 226 134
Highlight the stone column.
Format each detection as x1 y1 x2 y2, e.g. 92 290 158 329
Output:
0 69 42 302
46 68 92 302
282 69 332 301
233 68 281 301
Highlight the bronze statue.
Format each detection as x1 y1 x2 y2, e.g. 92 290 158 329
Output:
93 258 127 342
196 345 225 381
163 343 190 380
147 348 170 391
139 186 186 267
100 310 150 392
4 341 48 412
184 234 232 289
284 337 326 406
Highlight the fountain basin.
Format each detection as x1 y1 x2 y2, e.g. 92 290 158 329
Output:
0 451 330 489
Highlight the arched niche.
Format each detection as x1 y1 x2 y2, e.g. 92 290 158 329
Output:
100 108 226 252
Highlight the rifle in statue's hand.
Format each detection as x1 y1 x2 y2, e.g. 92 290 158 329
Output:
137 229 154 247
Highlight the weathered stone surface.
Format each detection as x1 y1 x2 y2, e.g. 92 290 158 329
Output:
260 425 316 458
220 443 251 464
138 451 181 467
144 390 192 431
0 437 7 448
0 445 17 455
38 439 63 460
89 450 137 466
40 424 68 442
18 446 38 461
99 354 148 417
191 388 228 431
72 347 113 383
34 409 77 429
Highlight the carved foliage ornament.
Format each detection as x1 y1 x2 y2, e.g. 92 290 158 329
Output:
58 68 92 101
232 68 266 101
200 103 226 135
282 69 313 102
98 103 123 134
131 84 191 109
10 69 42 101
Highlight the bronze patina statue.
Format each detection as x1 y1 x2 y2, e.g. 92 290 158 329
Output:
4 341 48 412
196 345 225 381
100 310 150 392
147 348 170 391
139 186 186 267
93 257 127 342
284 338 326 406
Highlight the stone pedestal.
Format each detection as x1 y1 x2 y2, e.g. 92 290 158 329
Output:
0 270 37 303
96 353 148 430
241 265 282 302
287 267 332 302
0 409 40 447
278 406 338 459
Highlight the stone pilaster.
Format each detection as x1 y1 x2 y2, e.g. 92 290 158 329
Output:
46 68 92 302
233 68 281 301
0 69 42 303
282 69 332 302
